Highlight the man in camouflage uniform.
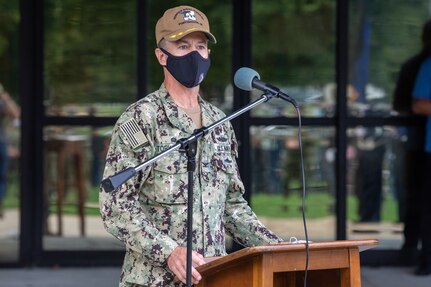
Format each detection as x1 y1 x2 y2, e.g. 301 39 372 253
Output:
99 5 283 286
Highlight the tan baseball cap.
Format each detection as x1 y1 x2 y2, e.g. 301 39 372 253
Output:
155 6 217 45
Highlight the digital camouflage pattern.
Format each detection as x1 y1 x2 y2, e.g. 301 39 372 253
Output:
100 84 283 286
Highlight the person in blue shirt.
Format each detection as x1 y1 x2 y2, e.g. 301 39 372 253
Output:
411 21 431 275
394 19 431 269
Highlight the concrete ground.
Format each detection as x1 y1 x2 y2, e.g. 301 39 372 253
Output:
0 266 430 287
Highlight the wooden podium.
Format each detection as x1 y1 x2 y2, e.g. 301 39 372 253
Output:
196 239 378 287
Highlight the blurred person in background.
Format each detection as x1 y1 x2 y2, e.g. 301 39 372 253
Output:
392 20 431 269
0 83 20 218
408 19 431 276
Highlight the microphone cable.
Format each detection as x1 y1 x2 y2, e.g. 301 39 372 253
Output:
233 67 309 285
274 89 309 286
291 102 309 287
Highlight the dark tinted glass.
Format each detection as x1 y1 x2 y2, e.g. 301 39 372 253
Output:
44 0 137 117
251 0 336 117
0 0 20 263
250 126 336 241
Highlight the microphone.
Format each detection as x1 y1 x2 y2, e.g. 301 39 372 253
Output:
234 67 297 106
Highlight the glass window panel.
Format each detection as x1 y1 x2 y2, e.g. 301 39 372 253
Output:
250 126 336 241
0 0 20 263
147 1 233 113
43 126 123 251
348 0 431 116
44 0 137 117
251 0 336 118
347 126 409 249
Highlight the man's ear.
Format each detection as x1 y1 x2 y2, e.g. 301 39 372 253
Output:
155 48 167 66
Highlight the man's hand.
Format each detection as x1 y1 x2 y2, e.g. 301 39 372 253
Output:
167 246 206 285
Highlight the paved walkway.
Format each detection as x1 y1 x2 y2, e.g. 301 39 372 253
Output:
0 266 430 287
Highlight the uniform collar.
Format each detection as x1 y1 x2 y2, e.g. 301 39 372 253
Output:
158 84 219 134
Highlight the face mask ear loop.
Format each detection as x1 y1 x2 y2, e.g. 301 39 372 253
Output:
159 47 174 57
159 47 170 68
159 47 167 54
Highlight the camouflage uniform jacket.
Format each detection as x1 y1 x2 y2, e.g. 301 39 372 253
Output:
99 84 283 286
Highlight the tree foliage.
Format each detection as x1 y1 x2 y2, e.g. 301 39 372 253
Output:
44 0 136 106
0 0 20 99
1 0 431 110
252 0 335 86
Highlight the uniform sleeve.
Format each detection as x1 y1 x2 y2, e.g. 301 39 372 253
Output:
223 126 284 246
99 110 178 266
413 59 431 100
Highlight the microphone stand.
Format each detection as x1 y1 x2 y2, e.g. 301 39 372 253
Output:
101 89 295 287
184 140 197 287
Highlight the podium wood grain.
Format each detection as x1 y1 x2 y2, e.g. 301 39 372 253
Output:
196 239 378 287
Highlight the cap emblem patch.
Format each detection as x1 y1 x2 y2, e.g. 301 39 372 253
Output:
181 10 196 21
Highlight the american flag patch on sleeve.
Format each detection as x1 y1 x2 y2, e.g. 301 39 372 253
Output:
119 118 148 149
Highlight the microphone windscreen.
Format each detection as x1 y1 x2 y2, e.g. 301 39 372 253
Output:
234 67 260 91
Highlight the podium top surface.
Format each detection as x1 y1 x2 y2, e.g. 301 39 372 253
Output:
198 239 378 273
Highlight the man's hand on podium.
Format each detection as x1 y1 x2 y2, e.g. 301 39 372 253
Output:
167 246 206 285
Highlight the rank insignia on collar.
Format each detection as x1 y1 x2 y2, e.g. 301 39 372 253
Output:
119 118 148 149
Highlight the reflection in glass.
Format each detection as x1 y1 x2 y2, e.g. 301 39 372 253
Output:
44 0 137 117
251 0 336 117
43 126 123 251
250 126 336 241
0 0 20 263
348 0 431 117
347 126 408 249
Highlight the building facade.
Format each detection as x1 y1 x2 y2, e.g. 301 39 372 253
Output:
0 0 429 266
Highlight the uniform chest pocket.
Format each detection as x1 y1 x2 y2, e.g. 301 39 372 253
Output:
201 150 235 191
153 152 188 204
211 152 235 172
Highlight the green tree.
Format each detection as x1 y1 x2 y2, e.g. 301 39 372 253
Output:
252 0 336 86
0 0 20 99
44 0 136 106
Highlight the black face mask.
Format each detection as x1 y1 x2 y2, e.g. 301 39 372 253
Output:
160 47 211 88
